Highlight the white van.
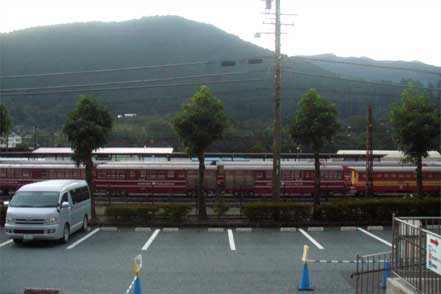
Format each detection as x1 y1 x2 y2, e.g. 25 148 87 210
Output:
4 180 91 244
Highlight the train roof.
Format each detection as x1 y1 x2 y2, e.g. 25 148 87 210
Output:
0 163 79 169
223 164 343 171
338 150 441 160
32 147 173 155
348 166 441 172
97 163 217 170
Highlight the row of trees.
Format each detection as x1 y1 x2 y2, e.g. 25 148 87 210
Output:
0 82 439 221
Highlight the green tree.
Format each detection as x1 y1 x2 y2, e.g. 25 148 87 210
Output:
0 105 12 148
173 86 227 219
63 96 113 221
290 88 339 206
390 84 440 196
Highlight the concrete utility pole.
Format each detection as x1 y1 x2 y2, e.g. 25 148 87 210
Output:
271 0 282 201
366 105 374 197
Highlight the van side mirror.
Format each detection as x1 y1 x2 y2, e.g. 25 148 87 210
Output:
61 201 70 208
3 201 9 206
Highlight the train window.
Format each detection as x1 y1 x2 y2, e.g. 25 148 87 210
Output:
129 171 136 179
167 171 174 178
391 174 396 178
7 169 13 178
40 170 48 178
22 170 31 178
50 170 57 178
118 171 125 180
384 173 389 178
0 169 5 177
157 171 165 179
294 171 301 180
14 170 21 178
98 170 106 179
398 174 404 178
57 170 64 178
148 171 157 180
335 171 341 179
427 173 433 179
176 171 185 178
73 170 80 178
140 170 146 179
255 172 263 179
65 170 72 178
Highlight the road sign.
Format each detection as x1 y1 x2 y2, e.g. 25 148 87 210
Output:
426 235 441 275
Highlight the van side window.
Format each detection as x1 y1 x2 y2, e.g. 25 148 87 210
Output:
61 193 69 204
71 186 90 204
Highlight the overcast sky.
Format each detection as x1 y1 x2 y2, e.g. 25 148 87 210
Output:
1 0 440 66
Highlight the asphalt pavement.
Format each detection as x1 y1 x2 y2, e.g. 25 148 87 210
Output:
0 227 392 294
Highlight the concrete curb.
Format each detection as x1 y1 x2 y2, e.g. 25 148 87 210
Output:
207 228 224 232
236 228 252 232
340 226 357 231
134 227 152 232
100 227 118 232
280 227 297 232
162 228 179 232
307 227 324 232
367 226 384 231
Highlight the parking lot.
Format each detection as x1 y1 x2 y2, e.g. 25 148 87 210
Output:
0 226 392 294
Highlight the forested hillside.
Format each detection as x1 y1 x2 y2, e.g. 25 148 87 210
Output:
1 16 439 151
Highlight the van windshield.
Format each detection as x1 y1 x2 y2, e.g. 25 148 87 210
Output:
10 192 60 208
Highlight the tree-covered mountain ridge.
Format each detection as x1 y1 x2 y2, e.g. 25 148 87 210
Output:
0 16 439 151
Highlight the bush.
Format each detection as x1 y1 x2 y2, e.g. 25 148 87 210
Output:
106 203 192 223
241 201 312 222
0 205 6 225
106 205 159 223
213 198 229 218
159 204 192 222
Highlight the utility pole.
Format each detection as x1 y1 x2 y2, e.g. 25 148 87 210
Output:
272 0 282 201
366 105 374 197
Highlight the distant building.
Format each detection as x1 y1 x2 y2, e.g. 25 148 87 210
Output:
0 133 22 148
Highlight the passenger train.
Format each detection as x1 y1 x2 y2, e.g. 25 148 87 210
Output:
0 159 439 197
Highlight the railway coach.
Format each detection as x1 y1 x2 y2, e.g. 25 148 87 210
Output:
349 166 441 195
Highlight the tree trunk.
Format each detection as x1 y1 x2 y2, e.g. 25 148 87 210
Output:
313 151 321 206
416 156 423 197
85 158 96 223
197 153 207 219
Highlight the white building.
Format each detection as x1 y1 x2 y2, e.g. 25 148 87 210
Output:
0 133 22 148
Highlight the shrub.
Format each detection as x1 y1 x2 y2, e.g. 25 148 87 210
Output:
0 205 6 225
159 204 192 222
106 205 159 223
213 198 229 218
241 201 312 222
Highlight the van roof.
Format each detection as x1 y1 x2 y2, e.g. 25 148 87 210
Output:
17 180 87 192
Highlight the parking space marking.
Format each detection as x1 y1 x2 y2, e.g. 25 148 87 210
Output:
66 228 100 250
299 228 325 250
227 229 236 251
0 239 13 248
357 227 392 247
142 228 160 251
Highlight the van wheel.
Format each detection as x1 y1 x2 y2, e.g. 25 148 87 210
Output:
82 216 88 231
62 224 70 244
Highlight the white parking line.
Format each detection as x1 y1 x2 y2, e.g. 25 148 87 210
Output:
299 228 325 250
66 228 100 250
0 239 13 248
142 229 160 251
227 229 236 251
357 227 392 247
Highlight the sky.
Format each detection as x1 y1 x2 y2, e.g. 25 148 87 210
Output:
1 0 440 66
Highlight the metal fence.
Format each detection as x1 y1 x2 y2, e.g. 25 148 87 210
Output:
392 217 441 294
352 251 391 294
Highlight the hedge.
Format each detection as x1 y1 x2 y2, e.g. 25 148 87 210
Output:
241 198 440 223
106 204 191 223
0 205 6 225
241 201 312 222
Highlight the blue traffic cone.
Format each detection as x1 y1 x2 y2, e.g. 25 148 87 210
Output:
382 258 391 289
298 263 314 291
133 276 142 294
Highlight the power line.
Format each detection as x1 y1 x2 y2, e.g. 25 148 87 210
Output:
1 78 265 96
282 68 441 91
1 70 265 93
292 56 441 76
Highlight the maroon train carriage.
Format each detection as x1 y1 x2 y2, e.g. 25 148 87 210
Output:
0 163 84 194
94 163 218 196
349 166 441 195
220 162 348 196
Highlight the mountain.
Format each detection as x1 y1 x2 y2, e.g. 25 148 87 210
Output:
295 54 441 85
0 16 439 150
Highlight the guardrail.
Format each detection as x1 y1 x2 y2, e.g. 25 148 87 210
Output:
392 217 441 294
352 251 391 294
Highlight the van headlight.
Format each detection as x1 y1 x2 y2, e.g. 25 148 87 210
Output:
6 217 14 224
46 217 57 224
